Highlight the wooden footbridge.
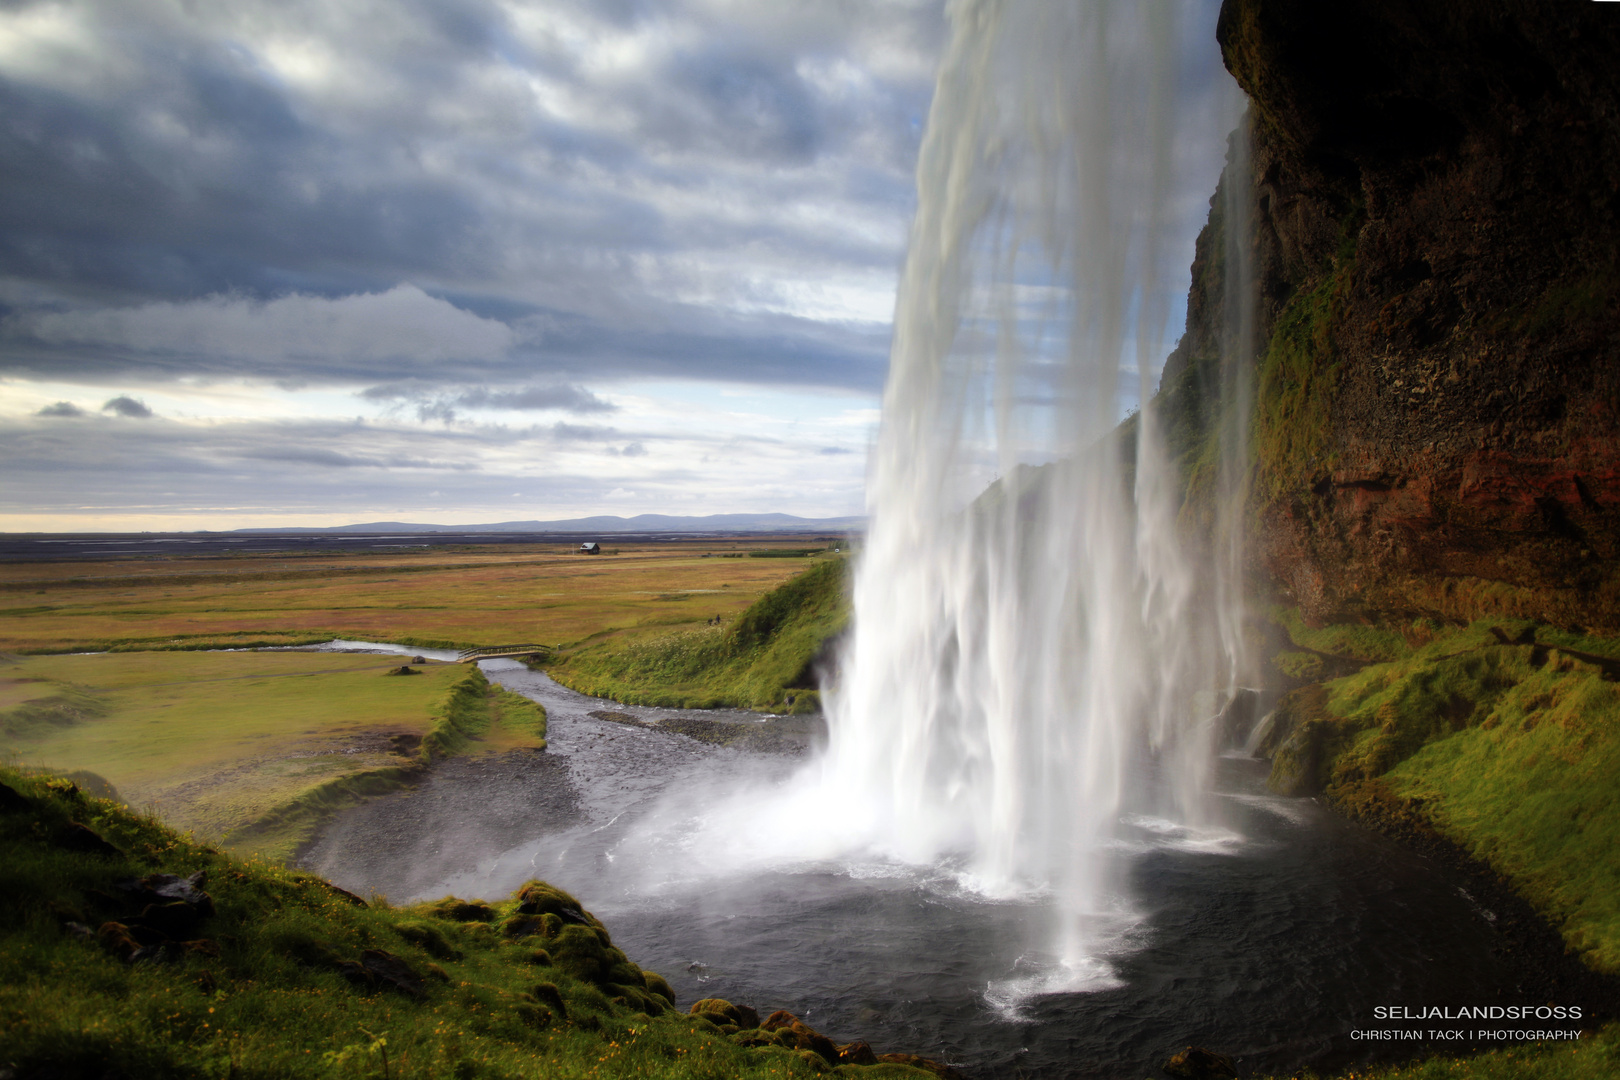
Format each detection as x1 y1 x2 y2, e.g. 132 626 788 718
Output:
457 643 554 663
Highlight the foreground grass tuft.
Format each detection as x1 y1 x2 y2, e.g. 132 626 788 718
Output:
0 765 933 1079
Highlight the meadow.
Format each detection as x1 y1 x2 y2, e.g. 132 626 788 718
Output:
0 540 825 655
0 538 824 859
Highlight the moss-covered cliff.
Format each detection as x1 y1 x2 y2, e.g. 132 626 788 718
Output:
1172 1 1620 990
1193 0 1620 630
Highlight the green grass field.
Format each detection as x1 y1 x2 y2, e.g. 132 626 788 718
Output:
0 540 828 855
0 541 826 655
0 652 544 861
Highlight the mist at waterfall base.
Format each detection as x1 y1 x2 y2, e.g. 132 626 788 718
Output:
412 5 1520 1075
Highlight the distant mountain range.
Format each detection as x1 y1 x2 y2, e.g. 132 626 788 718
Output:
230 513 865 535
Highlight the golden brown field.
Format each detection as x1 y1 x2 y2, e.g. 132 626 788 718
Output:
0 539 820 654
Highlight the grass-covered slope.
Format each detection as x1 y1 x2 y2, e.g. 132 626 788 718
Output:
1 656 546 863
1260 614 1620 974
547 558 848 713
0 766 936 1079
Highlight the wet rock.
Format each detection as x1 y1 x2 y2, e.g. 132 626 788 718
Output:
116 871 213 916
874 1052 963 1078
758 1011 839 1066
837 1040 879 1066
1162 1045 1238 1079
689 998 758 1029
56 822 121 857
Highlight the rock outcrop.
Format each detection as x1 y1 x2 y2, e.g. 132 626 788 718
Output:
1178 1 1620 630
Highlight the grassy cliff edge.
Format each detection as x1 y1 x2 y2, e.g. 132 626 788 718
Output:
0 766 940 1079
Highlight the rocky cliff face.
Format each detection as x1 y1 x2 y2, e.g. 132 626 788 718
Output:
1181 0 1620 630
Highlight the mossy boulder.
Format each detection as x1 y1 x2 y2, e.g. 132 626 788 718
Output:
416 897 495 923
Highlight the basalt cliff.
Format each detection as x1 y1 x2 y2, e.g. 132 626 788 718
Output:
1169 0 1620 632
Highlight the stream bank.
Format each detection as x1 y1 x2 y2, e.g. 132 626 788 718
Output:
295 658 1606 1078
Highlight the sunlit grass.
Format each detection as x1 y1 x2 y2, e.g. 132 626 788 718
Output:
0 542 820 655
548 558 847 712
1274 613 1620 975
0 654 544 860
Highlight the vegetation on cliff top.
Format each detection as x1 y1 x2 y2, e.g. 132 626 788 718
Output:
546 557 848 713
0 766 937 1079
1263 613 1620 975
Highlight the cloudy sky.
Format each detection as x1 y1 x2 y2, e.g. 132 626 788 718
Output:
0 0 1231 532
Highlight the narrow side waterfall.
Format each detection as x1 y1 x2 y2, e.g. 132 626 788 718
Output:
822 0 1245 984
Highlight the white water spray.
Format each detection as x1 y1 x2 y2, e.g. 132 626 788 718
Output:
821 0 1245 979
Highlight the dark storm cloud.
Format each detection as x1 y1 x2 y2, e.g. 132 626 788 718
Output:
101 395 153 417
36 401 84 417
0 0 944 395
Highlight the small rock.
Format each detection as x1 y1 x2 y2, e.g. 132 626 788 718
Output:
1162 1045 1238 1079
837 1040 878 1066
117 871 212 914
758 1011 840 1066
95 922 142 962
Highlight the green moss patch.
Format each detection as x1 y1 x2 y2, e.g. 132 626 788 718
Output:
1265 612 1620 974
0 766 933 1079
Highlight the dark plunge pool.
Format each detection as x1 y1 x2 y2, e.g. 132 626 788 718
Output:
309 659 1582 1079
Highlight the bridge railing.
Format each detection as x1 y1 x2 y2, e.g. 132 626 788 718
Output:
457 643 554 663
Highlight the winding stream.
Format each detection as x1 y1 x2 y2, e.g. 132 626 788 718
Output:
301 654 1537 1078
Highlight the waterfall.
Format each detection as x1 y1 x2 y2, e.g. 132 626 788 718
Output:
820 0 1246 983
